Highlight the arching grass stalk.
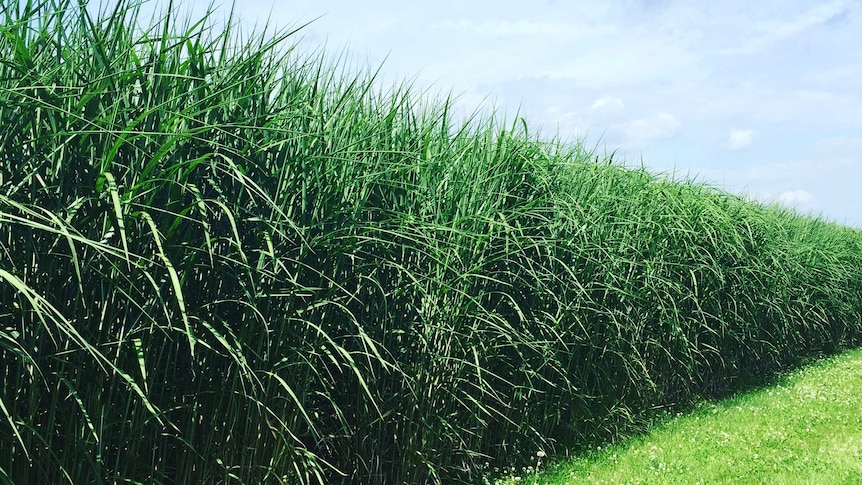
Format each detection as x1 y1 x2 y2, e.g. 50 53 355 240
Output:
2 1 862 483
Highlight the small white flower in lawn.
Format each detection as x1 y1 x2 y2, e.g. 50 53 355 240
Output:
536 450 546 458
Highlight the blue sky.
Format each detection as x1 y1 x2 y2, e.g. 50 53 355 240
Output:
125 0 862 227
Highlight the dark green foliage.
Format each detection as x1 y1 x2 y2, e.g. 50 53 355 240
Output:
1 1 861 483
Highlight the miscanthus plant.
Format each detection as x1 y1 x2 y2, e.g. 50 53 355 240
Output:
2 0 862 483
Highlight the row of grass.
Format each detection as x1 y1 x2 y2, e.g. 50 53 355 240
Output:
2 1 862 483
504 346 862 484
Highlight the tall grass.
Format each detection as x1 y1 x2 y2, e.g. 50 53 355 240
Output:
2 0 862 483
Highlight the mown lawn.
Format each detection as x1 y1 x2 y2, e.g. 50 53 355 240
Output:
499 347 862 484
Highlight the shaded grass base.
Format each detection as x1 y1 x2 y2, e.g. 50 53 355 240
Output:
513 346 862 485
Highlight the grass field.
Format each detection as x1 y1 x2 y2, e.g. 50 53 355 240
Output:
499 347 862 484
2 1 862 483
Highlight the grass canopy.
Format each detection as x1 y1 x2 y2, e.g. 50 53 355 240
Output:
2 1 862 483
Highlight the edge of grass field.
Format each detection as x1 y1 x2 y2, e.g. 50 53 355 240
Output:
496 346 862 484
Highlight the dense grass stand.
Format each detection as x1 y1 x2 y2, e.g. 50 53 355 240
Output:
2 1 861 483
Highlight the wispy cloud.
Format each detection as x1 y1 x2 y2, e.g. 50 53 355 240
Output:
763 0 856 38
721 0 858 55
592 96 624 111
728 129 754 150
713 160 847 184
543 106 589 141
436 19 613 38
617 112 681 146
776 189 814 206
543 38 699 87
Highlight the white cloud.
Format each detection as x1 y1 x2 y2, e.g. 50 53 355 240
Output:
617 111 681 146
592 96 624 111
699 159 850 188
721 0 858 55
765 1 855 39
728 129 754 149
776 189 814 206
543 38 699 88
543 106 589 141
436 19 614 38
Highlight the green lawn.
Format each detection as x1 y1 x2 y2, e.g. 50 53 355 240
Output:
500 347 862 484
